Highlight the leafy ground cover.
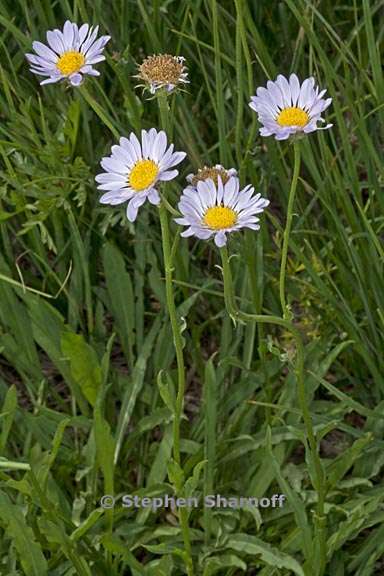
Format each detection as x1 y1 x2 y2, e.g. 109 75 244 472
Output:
0 1 383 574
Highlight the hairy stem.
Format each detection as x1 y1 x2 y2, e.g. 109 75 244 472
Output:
220 245 326 575
279 140 301 318
157 90 194 576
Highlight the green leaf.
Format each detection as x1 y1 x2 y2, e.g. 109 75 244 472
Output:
157 370 176 412
0 257 41 381
102 242 135 367
37 417 70 489
226 533 305 576
70 509 105 542
0 490 48 576
114 316 161 464
61 332 102 406
146 554 174 576
26 297 88 415
0 384 17 452
94 399 115 496
137 424 173 525
203 554 247 575
265 427 313 561
327 433 373 489
37 517 92 576
185 460 206 500
167 458 184 492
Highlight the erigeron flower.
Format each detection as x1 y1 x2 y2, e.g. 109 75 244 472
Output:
96 129 186 222
136 54 189 94
26 20 110 86
175 176 269 247
249 74 332 140
186 165 237 188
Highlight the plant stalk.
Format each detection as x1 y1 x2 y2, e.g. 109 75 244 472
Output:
220 245 326 575
279 140 301 318
157 89 194 576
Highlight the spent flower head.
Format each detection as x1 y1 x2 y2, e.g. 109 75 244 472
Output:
186 165 237 188
96 129 186 222
249 74 332 140
175 176 269 247
26 20 110 86
136 54 189 94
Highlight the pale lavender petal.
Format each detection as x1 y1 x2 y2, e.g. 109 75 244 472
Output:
276 74 292 107
298 77 315 109
32 41 58 62
69 73 83 86
214 231 227 247
96 172 126 183
289 74 301 106
81 65 100 76
46 30 63 54
152 131 168 162
159 170 178 181
85 54 106 65
126 195 146 222
78 24 89 44
40 76 61 85
266 80 284 109
147 189 161 205
129 133 142 158
100 157 127 174
63 20 75 50
181 227 197 238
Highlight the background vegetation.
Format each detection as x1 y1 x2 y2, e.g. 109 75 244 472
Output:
0 0 383 574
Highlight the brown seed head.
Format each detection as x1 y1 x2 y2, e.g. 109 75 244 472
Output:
191 166 231 186
138 54 184 86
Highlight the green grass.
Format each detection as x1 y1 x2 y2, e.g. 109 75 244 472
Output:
0 0 384 574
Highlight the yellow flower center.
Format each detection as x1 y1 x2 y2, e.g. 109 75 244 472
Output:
57 51 85 75
129 159 159 191
204 206 237 230
277 107 309 127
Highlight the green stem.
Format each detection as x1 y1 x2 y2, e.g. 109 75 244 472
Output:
157 89 171 135
158 204 185 467
0 460 30 470
158 203 193 576
220 245 326 576
279 140 301 318
157 91 194 576
211 0 228 165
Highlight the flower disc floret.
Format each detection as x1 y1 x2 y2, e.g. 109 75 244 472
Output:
57 51 85 75
129 160 159 191
277 106 309 127
204 206 237 229
249 73 332 140
175 176 269 247
96 128 186 222
26 20 110 86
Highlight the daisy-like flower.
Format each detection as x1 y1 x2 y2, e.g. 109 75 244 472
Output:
249 74 332 140
175 176 269 247
96 129 186 222
186 165 237 188
136 54 189 94
26 20 110 86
